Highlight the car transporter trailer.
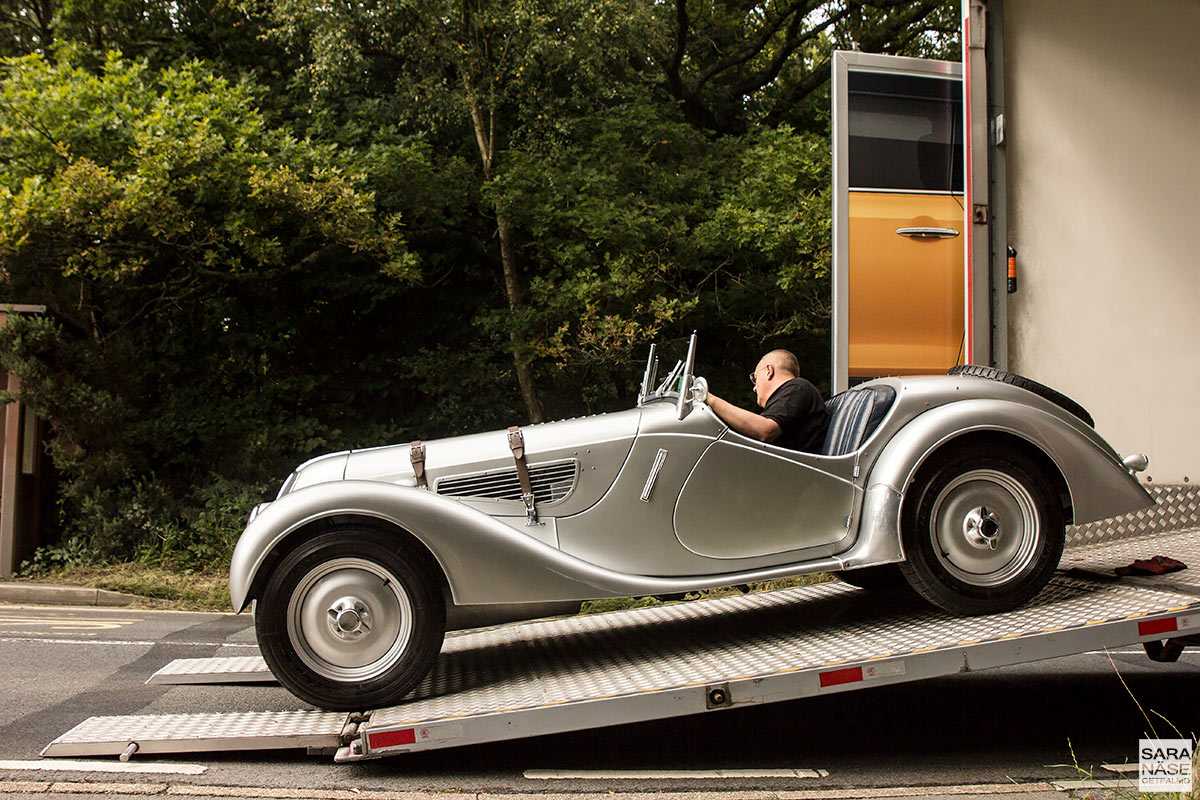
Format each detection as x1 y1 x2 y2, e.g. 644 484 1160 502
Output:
40 511 1200 764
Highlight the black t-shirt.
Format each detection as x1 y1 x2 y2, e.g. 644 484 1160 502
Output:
759 377 830 453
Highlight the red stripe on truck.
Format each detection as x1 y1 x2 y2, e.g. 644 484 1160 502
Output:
1138 617 1179 637
368 728 417 750
819 666 864 688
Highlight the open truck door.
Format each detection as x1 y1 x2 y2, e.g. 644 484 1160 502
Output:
832 52 966 393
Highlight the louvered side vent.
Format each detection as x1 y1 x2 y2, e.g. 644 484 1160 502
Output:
436 460 578 504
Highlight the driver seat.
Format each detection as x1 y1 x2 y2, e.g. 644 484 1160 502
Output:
821 385 896 456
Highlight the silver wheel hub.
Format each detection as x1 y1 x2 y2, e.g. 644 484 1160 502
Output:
286 557 415 682
963 506 1002 550
328 597 372 639
930 468 1041 587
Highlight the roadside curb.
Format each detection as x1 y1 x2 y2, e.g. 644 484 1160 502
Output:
0 582 138 607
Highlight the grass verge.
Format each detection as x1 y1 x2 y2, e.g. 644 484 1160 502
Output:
6 563 232 611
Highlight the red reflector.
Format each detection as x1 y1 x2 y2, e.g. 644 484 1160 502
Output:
819 666 864 688
1139 617 1179 637
368 728 417 750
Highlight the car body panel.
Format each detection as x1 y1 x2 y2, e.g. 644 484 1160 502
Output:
864 392 1150 527
674 437 858 560
230 350 1153 618
228 478 855 613
287 452 349 493
343 407 641 518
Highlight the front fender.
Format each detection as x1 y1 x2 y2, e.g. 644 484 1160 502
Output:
230 482 591 612
858 399 1152 549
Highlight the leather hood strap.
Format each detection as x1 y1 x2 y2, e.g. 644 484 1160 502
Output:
507 426 538 524
410 440 428 489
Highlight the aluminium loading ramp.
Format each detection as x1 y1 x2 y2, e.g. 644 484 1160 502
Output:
147 655 270 685
43 526 1200 762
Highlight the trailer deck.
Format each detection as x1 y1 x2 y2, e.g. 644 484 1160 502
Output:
42 524 1200 762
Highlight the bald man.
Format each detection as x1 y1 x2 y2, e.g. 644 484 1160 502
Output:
704 349 830 453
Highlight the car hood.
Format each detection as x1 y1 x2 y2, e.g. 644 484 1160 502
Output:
281 407 643 501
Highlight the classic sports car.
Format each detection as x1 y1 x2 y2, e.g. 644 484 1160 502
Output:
229 334 1153 711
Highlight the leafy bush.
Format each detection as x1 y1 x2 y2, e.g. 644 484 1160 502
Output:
0 52 413 566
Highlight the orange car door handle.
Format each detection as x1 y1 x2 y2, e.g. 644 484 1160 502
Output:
896 227 960 239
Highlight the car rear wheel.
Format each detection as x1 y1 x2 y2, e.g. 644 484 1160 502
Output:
255 527 445 711
899 446 1065 615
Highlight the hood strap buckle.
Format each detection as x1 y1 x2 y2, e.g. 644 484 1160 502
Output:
410 440 428 489
507 426 540 525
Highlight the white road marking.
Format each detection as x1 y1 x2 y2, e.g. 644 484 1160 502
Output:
1052 778 1137 790
0 760 206 775
0 617 134 622
0 637 257 648
1084 648 1200 655
524 768 828 779
1101 762 1139 773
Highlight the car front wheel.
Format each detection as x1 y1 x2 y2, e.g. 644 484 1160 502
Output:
899 446 1065 615
255 527 445 711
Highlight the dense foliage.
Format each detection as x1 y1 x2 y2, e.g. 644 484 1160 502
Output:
0 0 958 569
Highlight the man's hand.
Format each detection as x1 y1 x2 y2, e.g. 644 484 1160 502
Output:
705 393 782 443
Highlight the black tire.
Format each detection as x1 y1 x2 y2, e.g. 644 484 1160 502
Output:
898 446 1065 615
255 527 446 711
834 564 910 591
947 364 1094 428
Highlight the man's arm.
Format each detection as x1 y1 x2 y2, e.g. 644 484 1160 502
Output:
705 393 782 443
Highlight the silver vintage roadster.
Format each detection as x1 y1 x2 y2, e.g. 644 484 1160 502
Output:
229 334 1152 710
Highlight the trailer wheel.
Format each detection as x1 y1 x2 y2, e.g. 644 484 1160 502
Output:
899 446 1064 615
255 527 445 711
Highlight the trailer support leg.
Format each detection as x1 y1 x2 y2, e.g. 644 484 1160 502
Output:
1143 636 1200 662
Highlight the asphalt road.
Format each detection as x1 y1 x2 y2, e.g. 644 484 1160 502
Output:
0 603 1196 797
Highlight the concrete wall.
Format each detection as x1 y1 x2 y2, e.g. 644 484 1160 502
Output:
1002 0 1200 483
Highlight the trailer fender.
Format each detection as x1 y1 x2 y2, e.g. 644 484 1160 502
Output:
858 398 1152 548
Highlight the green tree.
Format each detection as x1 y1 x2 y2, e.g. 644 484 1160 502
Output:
656 0 960 134
0 52 415 562
269 0 696 422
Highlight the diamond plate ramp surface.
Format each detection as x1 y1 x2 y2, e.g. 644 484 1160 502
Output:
1061 526 1200 592
1067 484 1200 547
366 570 1199 730
147 655 270 685
43 710 350 757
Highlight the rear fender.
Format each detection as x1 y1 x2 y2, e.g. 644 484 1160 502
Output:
855 399 1153 563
